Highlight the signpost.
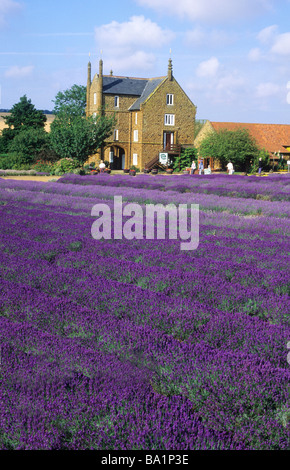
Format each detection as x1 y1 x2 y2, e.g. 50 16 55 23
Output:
159 152 168 165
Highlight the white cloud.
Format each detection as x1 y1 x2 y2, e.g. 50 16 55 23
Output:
95 16 174 52
256 82 280 97
257 25 278 44
271 32 290 55
196 57 220 78
105 51 156 74
0 0 21 27
5 65 34 78
135 0 272 22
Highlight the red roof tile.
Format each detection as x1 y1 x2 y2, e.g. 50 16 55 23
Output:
210 122 290 154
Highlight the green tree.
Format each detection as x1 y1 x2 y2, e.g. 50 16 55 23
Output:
52 84 87 118
199 128 260 172
172 147 198 171
250 148 271 174
49 114 115 166
0 95 47 152
9 128 49 168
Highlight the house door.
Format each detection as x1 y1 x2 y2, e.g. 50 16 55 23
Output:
163 132 174 150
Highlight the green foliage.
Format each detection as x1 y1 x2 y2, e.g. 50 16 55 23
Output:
9 128 49 167
129 165 140 172
52 84 87 118
199 128 260 172
49 114 116 166
30 160 55 173
250 148 271 173
1 95 46 151
172 147 198 171
36 146 59 163
274 152 287 170
0 153 20 170
52 158 80 175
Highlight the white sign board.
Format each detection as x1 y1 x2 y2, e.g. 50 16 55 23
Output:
159 152 168 164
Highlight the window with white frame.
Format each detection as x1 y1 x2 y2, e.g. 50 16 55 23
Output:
166 94 174 105
114 96 119 108
114 129 119 141
135 113 138 125
133 130 138 142
133 153 138 166
94 93 97 105
164 114 175 126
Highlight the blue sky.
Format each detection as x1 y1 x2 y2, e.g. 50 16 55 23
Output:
0 0 290 123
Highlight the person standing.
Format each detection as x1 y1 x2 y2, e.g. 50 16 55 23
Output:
227 161 234 175
191 160 196 175
258 158 262 175
287 159 290 173
199 159 204 175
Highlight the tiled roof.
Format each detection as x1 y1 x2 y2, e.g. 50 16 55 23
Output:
210 122 290 154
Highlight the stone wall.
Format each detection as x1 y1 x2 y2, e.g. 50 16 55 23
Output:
141 78 196 168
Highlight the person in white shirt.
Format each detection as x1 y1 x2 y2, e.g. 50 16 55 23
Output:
227 161 234 175
287 159 290 173
99 160 106 172
190 160 196 175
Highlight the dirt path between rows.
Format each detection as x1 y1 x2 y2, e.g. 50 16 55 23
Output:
0 176 61 182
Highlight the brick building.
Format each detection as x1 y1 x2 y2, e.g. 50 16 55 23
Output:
194 120 290 169
86 58 196 170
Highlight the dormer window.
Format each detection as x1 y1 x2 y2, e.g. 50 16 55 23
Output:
166 94 174 105
114 96 119 108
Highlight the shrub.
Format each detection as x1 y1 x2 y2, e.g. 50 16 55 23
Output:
8 128 49 167
0 153 20 170
31 160 55 173
52 158 80 175
129 165 140 173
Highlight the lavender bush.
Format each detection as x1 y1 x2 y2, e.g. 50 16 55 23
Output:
0 174 289 450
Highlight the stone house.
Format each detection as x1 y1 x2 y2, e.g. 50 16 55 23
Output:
194 120 290 169
86 58 197 170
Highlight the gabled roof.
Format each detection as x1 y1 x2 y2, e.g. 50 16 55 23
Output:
129 78 166 111
210 122 290 154
100 74 166 110
102 76 149 96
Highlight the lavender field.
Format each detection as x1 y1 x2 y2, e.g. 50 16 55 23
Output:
0 173 289 450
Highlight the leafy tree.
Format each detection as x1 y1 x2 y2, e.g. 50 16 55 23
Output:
250 148 271 174
199 128 260 172
172 147 198 171
0 95 47 152
49 114 116 166
52 84 87 118
9 128 49 168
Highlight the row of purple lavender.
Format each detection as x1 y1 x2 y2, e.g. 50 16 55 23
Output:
0 174 289 449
